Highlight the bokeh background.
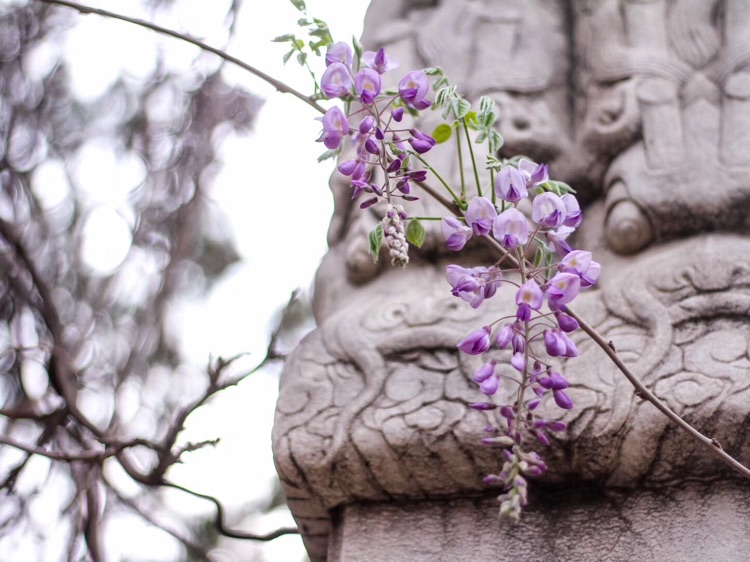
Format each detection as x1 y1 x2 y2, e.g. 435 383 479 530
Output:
0 0 369 560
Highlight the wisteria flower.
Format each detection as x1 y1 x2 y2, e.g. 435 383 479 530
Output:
321 62 351 99
532 192 566 228
515 279 543 321
362 48 398 74
354 68 381 105
399 70 431 110
545 225 575 256
518 158 549 189
457 326 492 355
441 217 472 251
560 250 600 287
495 166 528 203
359 116 375 134
445 265 501 308
539 371 573 409
562 194 582 228
325 42 353 68
407 129 436 154
543 328 577 357
545 272 580 308
317 106 349 149
465 196 497 236
493 208 529 249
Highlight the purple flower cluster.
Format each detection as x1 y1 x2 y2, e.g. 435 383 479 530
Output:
316 43 438 219
444 161 600 519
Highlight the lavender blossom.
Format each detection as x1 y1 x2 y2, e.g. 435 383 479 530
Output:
465 197 498 237
562 194 582 228
441 217 472 251
362 48 398 74
457 326 492 355
354 68 381 105
518 158 549 189
398 70 431 110
493 208 529 249
445 265 502 308
495 166 529 203
545 272 581 308
532 192 567 228
325 42 353 68
321 62 351 99
407 129 436 154
317 106 350 150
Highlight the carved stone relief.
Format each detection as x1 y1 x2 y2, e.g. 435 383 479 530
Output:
273 1 750 560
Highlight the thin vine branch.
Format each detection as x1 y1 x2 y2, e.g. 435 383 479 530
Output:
163 480 300 541
35 0 326 114
568 308 750 479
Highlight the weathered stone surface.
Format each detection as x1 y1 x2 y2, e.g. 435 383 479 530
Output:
273 1 750 559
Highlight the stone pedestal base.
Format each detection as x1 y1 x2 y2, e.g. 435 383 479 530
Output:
328 481 750 562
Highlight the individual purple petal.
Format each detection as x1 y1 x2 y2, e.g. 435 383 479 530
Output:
495 166 528 202
407 128 436 154
465 197 498 237
519 158 549 189
320 62 352 99
545 272 581 306
553 389 573 409
359 116 375 134
581 260 601 288
457 326 492 355
441 217 472 251
511 352 526 372
316 106 350 149
532 192 567 228
543 329 566 357
473 360 496 383
338 159 358 176
555 312 579 333
560 250 592 276
325 41 353 68
492 208 529 249
539 371 569 390
546 226 575 257
399 70 431 109
391 107 404 122
562 194 582 228
480 375 499 396
469 402 498 411
365 138 379 155
362 47 399 74
495 324 513 349
515 279 543 310
354 68 382 105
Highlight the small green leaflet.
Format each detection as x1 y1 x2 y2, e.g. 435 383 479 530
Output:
431 124 453 144
406 219 426 248
369 224 383 263
290 0 306 11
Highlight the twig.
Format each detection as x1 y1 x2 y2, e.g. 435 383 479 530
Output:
163 480 300 541
35 0 326 114
567 308 750 479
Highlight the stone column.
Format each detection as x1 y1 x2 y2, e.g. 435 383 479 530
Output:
273 1 750 560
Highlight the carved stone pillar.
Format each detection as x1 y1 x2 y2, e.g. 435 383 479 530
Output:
273 1 750 560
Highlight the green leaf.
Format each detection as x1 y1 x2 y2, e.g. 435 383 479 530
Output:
317 149 339 163
453 98 471 119
297 17 309 26
369 224 383 263
297 52 308 66
488 130 504 153
282 49 294 65
290 0 306 11
431 123 453 144
463 111 479 129
406 219 426 248
272 34 295 43
475 131 487 144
